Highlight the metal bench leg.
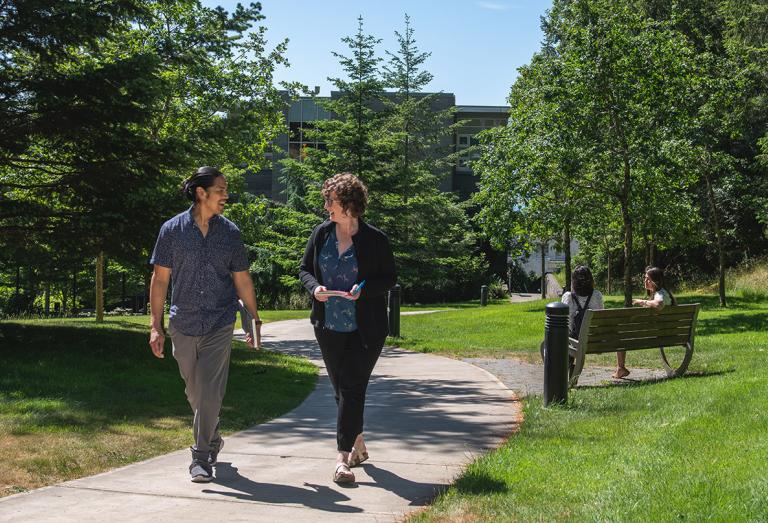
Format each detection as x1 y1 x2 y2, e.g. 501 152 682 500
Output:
569 346 585 388
660 341 694 378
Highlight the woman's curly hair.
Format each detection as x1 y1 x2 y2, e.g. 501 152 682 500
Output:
571 265 595 296
322 172 368 218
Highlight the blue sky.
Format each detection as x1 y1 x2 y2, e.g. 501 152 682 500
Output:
201 1 553 106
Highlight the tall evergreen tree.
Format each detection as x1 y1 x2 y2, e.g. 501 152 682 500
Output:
279 15 487 302
376 14 485 300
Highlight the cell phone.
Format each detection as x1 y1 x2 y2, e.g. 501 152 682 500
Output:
352 280 366 295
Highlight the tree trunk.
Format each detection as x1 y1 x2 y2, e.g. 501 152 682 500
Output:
15 266 20 297
44 286 50 315
144 270 151 314
121 273 126 308
644 236 650 268
62 285 69 315
72 269 78 312
563 221 572 292
540 242 547 299
606 250 611 294
96 252 105 322
704 172 727 307
621 202 633 307
649 241 656 268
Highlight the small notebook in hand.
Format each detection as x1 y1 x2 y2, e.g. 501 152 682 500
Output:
238 299 259 344
315 290 351 299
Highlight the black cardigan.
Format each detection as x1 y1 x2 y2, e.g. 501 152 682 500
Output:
299 219 397 349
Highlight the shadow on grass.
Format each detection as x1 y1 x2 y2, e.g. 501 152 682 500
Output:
453 469 508 495
696 313 768 336
0 322 315 434
682 294 768 310
575 368 735 392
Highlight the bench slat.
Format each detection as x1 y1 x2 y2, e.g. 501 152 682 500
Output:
589 322 691 339
592 309 695 324
588 314 695 328
586 305 698 320
585 334 690 354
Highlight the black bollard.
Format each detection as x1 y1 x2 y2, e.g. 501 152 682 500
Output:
480 285 488 306
388 284 401 337
544 301 569 406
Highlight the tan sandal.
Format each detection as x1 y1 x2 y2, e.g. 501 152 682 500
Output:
348 448 369 468
333 462 355 484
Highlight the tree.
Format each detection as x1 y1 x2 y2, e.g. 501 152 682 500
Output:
377 15 485 300
0 0 174 317
542 0 702 305
281 15 487 302
0 1 290 317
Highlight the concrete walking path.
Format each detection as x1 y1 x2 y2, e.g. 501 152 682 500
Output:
0 319 521 523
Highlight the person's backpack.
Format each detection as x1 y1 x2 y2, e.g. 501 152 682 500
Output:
570 292 593 339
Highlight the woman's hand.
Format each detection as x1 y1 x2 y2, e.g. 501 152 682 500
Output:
314 285 330 302
348 283 362 301
632 299 645 307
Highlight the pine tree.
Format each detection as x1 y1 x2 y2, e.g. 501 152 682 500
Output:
375 15 486 301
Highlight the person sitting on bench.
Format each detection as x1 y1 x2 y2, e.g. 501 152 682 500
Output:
561 265 604 340
618 266 677 378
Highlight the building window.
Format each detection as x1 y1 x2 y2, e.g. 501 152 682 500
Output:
457 134 481 171
288 120 325 162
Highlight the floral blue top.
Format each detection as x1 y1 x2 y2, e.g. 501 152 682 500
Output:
319 227 358 332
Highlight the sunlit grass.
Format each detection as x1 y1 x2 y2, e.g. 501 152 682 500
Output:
0 314 316 497
404 294 768 522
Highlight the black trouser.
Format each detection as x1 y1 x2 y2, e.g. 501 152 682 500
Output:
314 327 383 452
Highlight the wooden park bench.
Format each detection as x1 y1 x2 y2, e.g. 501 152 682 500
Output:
569 304 700 387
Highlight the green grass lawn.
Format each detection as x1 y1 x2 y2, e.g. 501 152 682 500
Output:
0 312 315 497
400 294 768 522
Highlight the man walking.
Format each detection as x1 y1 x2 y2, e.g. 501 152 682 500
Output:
148 166 262 483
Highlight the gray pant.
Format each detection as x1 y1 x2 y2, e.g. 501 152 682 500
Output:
168 321 233 454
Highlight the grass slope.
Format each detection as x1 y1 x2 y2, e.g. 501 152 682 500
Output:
0 314 315 497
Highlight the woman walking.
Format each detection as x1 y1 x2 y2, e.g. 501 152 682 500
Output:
299 173 397 484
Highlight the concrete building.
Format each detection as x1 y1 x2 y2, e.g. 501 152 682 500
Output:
517 238 581 277
245 92 509 202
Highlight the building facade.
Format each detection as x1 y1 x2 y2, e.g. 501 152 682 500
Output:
517 239 581 277
245 92 510 202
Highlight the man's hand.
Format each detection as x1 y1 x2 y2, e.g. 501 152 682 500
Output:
245 325 263 349
149 327 165 358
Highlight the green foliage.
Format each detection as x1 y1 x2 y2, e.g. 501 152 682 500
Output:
225 197 321 308
477 0 709 306
279 15 487 302
0 1 289 314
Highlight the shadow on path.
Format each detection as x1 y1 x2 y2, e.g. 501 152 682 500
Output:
202 462 362 513
358 464 446 507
